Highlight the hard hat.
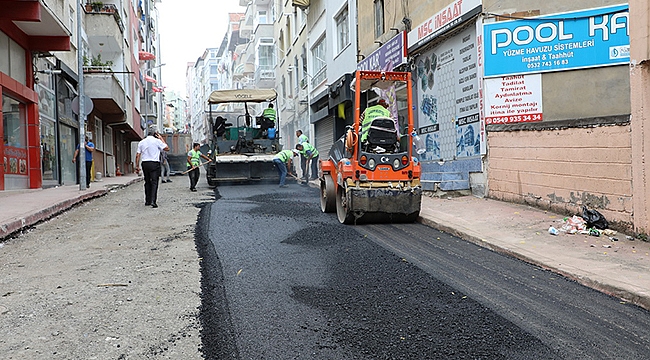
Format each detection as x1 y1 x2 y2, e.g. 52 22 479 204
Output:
292 149 299 155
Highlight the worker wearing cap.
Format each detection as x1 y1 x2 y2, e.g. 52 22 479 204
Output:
360 99 391 143
295 142 319 182
272 149 297 188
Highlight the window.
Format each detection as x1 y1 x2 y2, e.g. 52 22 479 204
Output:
211 65 218 75
335 7 349 54
294 56 299 91
258 10 268 25
311 36 326 86
374 0 384 38
278 30 285 59
94 117 103 151
286 17 292 50
258 40 275 68
3 95 26 149
69 6 75 44
300 44 307 88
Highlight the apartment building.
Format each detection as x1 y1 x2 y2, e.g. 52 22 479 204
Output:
1 0 164 191
187 13 245 145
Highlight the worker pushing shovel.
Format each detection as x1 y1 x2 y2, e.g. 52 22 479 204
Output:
186 142 212 192
181 161 211 175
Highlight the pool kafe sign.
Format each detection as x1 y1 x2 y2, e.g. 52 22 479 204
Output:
483 4 629 77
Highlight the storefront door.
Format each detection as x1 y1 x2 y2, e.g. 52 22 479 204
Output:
59 124 77 185
2 95 28 189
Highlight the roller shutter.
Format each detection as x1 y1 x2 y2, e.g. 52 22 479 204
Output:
314 116 335 159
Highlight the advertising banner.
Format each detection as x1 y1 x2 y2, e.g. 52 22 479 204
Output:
483 4 629 77
357 32 407 71
416 26 481 160
484 74 543 125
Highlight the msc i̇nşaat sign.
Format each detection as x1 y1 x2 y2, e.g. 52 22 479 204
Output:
483 4 629 77
407 0 482 51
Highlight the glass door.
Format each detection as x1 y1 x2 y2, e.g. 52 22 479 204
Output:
59 124 77 185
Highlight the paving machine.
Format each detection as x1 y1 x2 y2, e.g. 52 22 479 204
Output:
319 70 422 224
206 88 281 185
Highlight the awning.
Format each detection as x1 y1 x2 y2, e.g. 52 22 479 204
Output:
139 51 155 61
144 74 157 84
208 89 277 104
151 86 164 93
292 0 309 9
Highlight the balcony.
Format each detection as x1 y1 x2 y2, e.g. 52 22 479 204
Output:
84 3 125 57
254 65 275 88
84 71 126 119
253 23 274 38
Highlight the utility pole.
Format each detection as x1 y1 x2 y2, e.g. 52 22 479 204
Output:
76 0 87 190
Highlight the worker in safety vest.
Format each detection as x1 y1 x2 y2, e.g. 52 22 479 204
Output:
186 143 212 192
295 142 319 182
262 103 276 123
272 149 298 187
360 98 391 142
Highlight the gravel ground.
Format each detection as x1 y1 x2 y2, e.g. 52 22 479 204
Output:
0 176 210 359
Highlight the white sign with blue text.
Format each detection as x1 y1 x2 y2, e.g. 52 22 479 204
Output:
483 4 629 77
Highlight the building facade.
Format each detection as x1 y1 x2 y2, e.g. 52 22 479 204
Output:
1 0 71 190
1 0 164 192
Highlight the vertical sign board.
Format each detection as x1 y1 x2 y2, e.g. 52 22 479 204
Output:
484 74 543 124
483 4 630 77
475 20 487 155
408 0 483 161
414 26 481 161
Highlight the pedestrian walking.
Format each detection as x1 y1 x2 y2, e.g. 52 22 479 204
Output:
295 142 319 181
296 129 309 179
272 149 298 188
135 126 169 208
72 135 94 188
160 149 172 183
187 143 212 192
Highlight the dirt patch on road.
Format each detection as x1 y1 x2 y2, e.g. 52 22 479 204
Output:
0 178 212 359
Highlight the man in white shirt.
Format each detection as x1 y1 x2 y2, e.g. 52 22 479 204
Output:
135 126 169 208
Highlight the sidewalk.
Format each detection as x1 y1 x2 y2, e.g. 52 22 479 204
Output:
0 174 141 239
2 177 649 310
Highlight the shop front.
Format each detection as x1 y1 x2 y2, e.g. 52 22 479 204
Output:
406 0 485 192
0 0 71 191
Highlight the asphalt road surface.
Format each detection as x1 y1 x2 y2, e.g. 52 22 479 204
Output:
196 183 650 359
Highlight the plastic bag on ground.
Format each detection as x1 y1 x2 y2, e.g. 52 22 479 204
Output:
582 206 609 230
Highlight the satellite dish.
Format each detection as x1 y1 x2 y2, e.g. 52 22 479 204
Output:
71 95 94 116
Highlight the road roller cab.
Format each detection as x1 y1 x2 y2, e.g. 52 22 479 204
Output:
319 70 422 224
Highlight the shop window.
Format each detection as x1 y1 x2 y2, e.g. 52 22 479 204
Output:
3 95 26 148
3 95 27 176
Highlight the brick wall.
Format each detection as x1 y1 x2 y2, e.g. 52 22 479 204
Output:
487 125 633 230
